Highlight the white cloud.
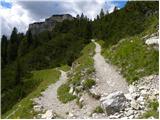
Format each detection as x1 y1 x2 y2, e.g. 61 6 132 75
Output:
0 0 117 36
0 1 35 36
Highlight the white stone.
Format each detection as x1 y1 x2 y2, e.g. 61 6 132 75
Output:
68 112 74 117
41 110 53 119
145 36 159 45
73 91 77 96
137 96 144 102
129 85 137 93
120 117 128 119
140 89 148 95
129 115 134 119
109 115 119 119
125 110 134 117
33 105 41 112
79 97 84 103
124 93 132 100
139 86 148 90
132 92 140 99
69 87 74 94
149 95 156 100
131 100 140 110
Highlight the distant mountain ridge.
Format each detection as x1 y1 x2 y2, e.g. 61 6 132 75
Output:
29 14 74 34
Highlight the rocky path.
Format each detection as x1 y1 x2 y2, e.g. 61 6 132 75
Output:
33 40 129 119
92 40 129 95
33 70 79 118
33 70 99 119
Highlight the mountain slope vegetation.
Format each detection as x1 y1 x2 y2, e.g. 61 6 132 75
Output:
1 1 159 117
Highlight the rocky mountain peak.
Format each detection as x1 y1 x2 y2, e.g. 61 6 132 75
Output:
29 14 74 35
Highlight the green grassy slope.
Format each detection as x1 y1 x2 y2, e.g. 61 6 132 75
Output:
2 69 60 119
97 2 159 84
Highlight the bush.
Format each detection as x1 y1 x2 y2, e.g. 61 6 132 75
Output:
93 106 104 113
82 79 96 89
57 84 76 103
143 99 159 118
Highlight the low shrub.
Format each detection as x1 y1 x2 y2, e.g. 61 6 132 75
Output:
82 79 96 89
93 106 104 113
57 84 76 103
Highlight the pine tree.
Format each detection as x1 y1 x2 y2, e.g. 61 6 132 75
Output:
76 14 80 19
100 9 105 18
80 13 84 19
1 35 8 67
97 15 100 20
26 29 33 47
15 59 23 85
106 10 109 15
7 27 18 63
113 6 118 12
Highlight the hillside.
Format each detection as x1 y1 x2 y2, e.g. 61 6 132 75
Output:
1 1 159 119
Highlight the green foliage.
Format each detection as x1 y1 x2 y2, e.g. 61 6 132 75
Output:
7 27 19 62
93 106 104 113
1 35 8 68
143 99 159 119
57 84 76 103
2 69 60 119
101 36 158 83
82 79 96 89
57 65 71 72
92 1 158 47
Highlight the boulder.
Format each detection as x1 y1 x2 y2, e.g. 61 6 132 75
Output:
100 91 128 115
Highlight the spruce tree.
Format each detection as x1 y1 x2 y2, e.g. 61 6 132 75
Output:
7 27 18 63
1 35 8 67
100 9 105 18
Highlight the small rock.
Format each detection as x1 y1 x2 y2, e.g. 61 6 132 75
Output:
120 117 128 119
131 100 141 110
68 112 74 117
132 92 140 100
140 89 148 95
129 85 137 93
73 91 77 96
33 105 41 112
129 115 134 119
41 110 54 119
125 109 134 117
69 87 74 94
124 93 132 100
109 115 119 119
137 96 144 102
149 95 157 100
139 86 148 90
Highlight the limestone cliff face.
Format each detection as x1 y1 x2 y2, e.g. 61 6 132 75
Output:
29 14 74 35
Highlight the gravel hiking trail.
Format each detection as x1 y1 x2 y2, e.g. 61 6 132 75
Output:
33 70 78 117
33 70 99 118
92 40 129 95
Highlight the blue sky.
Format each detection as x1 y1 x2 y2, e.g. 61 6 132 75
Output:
0 0 127 36
1 0 12 8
